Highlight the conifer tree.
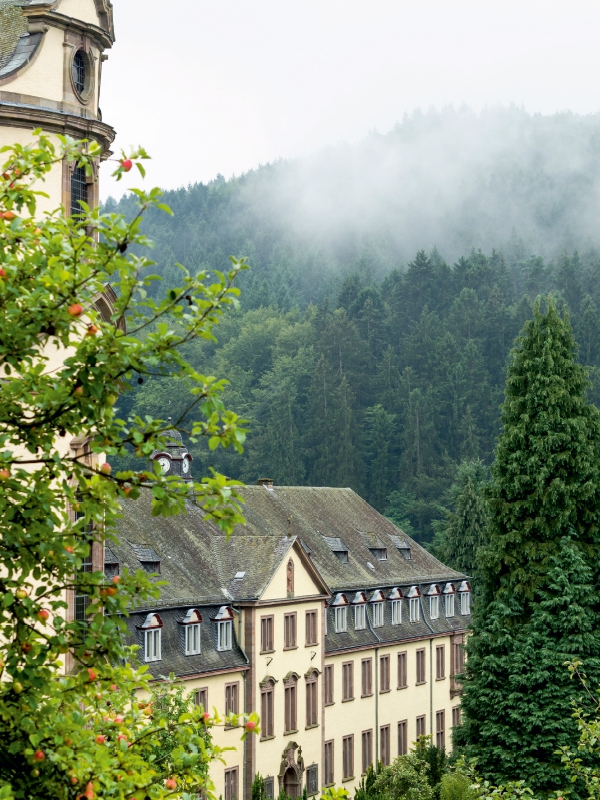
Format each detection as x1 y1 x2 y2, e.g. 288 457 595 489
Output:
456 299 600 793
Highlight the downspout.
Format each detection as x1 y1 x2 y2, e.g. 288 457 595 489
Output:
232 606 249 800
420 593 435 738
365 600 381 770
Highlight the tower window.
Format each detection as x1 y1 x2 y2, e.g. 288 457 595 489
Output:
70 166 88 215
73 50 86 94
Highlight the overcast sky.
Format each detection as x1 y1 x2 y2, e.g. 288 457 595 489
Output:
100 0 600 198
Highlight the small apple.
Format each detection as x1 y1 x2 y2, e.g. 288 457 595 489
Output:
71 777 78 785
68 303 83 317
33 749 45 761
21 642 32 652
121 159 133 172
0 269 6 279
0 469 10 481
1 211 16 221
15 588 28 600
31 769 40 777
87 668 97 681
86 324 99 336
110 683 117 691
165 778 177 790
245 720 257 732
202 712 210 723
112 576 121 585
100 463 111 475
37 609 50 622
96 692 102 700
143 706 152 716
96 735 106 745
113 715 124 724
106 587 118 597
84 781 94 799
12 681 23 693
64 546 74 554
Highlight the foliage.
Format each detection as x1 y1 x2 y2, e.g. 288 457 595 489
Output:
414 738 447 800
355 765 382 800
439 772 478 800
0 133 253 799
372 750 434 800
431 460 488 576
251 774 267 800
456 301 600 793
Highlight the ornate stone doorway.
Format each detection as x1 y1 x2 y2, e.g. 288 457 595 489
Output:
283 767 299 798
278 742 305 798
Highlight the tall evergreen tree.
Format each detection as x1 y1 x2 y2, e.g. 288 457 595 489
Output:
456 300 600 793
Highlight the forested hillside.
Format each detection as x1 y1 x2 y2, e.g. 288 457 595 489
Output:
107 108 600 542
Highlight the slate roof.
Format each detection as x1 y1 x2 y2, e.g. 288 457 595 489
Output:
0 32 43 79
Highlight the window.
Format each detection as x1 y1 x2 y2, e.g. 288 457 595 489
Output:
398 720 408 756
452 706 461 727
324 741 334 785
453 642 465 675
225 682 239 716
446 594 455 617
195 687 208 711
436 710 445 750
380 655 390 692
335 606 347 633
430 595 440 619
355 604 366 630
265 777 275 800
75 551 92 622
334 550 349 563
261 680 274 737
306 765 319 796
361 730 373 773
224 768 238 800
398 651 408 689
361 659 373 697
460 591 471 615
436 645 445 680
306 611 318 645
324 665 334 705
104 561 119 580
72 49 86 94
409 597 420 623
284 613 297 648
391 600 402 625
416 715 426 738
370 547 387 561
342 735 354 780
306 671 318 727
416 648 426 684
217 620 233 651
342 662 354 701
372 602 384 628
70 166 88 216
284 675 297 732
145 628 161 662
261 616 274 652
380 725 391 766
185 623 201 655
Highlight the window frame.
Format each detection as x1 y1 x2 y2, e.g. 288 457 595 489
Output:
342 734 354 780
224 767 238 800
261 615 274 653
342 661 354 701
185 622 201 655
260 679 275 738
416 648 426 685
436 709 445 750
430 595 440 619
460 591 471 615
436 644 446 680
324 740 334 786
391 599 402 625
446 593 455 617
416 715 426 738
225 681 239 717
306 670 319 727
284 612 297 649
409 597 420 623
284 674 298 733
305 610 318 646
306 765 319 796
380 654 390 693
324 664 334 705
195 687 208 711
217 620 233 652
397 651 408 689
452 706 462 727
144 628 162 663
334 606 348 633
398 720 408 756
361 729 373 774
354 603 366 630
380 724 391 766
372 602 384 628
361 658 373 697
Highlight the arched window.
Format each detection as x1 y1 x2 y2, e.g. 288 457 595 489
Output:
139 613 163 662
284 673 298 733
260 678 276 737
72 50 86 94
287 559 294 595
70 166 88 216
306 669 319 727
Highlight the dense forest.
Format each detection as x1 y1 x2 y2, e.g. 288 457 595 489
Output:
105 108 600 542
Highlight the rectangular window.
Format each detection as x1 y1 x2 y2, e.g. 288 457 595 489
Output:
391 600 402 625
145 628 161 662
306 675 318 727
398 720 408 756
342 661 354 701
217 620 232 651
460 592 471 615
284 680 297 732
335 606 348 633
452 706 461 727
430 595 439 619
380 655 390 692
409 597 420 623
372 603 384 628
380 725 391 766
225 682 239 716
361 730 373 774
436 645 445 680
416 648 426 684
324 741 334 785
284 613 297 648
265 777 274 800
261 683 274 737
195 687 208 711
261 615 274 652
436 710 445 750
224 768 238 800
416 715 426 738
75 552 93 623
453 643 465 675
361 658 372 697
324 664 334 705
342 735 354 780
397 651 408 689
185 623 201 655
306 765 319 796
446 594 455 617
355 604 366 630
306 610 318 645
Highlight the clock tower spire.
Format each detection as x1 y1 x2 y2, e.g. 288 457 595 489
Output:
150 426 193 482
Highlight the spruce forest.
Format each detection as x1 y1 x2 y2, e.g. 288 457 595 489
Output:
107 107 600 544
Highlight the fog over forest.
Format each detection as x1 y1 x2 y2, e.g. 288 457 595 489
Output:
107 106 600 541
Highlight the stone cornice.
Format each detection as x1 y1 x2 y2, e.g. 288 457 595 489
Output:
23 9 114 49
0 99 115 157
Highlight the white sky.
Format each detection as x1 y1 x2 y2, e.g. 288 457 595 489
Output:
100 0 600 198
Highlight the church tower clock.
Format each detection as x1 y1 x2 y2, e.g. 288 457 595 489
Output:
0 0 116 213
150 429 193 483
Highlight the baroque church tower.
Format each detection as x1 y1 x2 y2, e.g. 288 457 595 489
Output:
0 0 115 212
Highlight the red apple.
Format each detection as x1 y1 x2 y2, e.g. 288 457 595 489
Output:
121 159 133 172
68 304 83 317
0 470 9 481
37 609 50 622
0 269 6 279
21 642 32 652
65 546 74 554
84 781 94 799
113 715 124 724
110 683 117 691
245 720 257 731
33 749 45 761
100 463 111 475
15 589 28 599
1 211 16 221
112 576 121 585
96 735 105 744
165 778 177 790
71 777 78 785
87 668 97 681
86 324 99 336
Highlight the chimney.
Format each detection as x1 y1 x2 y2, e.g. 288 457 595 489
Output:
257 478 274 488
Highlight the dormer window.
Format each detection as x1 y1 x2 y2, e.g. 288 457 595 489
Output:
407 586 421 623
335 607 347 632
104 547 119 580
427 585 441 619
323 536 349 563
390 536 411 560
352 592 367 630
130 543 161 574
370 590 385 628
139 613 162 663
391 600 402 624
443 583 456 617
182 609 202 656
213 606 234 651
369 548 387 561
459 581 471 615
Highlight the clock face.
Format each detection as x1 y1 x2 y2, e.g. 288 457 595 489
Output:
157 456 170 474
182 456 189 474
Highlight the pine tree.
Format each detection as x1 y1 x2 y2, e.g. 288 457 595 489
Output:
456 299 600 794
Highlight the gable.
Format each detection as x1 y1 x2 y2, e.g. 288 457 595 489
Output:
56 0 114 35
260 541 328 601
